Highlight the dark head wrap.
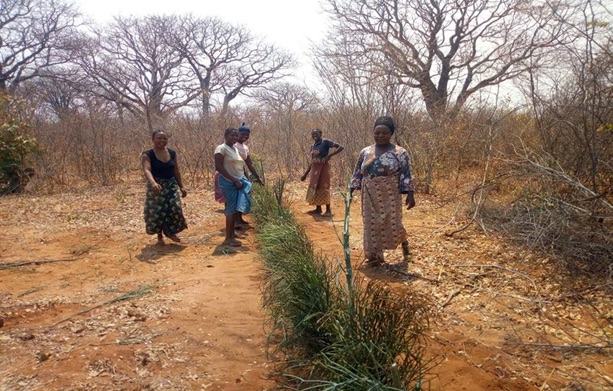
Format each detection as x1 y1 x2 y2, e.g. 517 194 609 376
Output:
238 122 250 133
374 116 396 134
224 127 238 136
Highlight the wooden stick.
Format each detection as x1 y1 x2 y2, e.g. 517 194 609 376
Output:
50 285 153 327
0 258 79 269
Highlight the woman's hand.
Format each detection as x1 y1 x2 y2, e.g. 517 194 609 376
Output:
180 187 188 197
234 180 243 189
151 182 162 193
300 174 307 181
405 192 416 210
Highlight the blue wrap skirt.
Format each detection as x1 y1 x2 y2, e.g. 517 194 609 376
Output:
218 175 252 215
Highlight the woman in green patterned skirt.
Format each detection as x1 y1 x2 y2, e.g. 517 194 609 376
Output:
141 130 188 245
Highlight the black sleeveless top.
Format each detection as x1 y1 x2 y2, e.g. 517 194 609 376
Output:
145 149 176 179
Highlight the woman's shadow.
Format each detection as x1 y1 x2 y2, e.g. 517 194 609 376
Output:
136 243 186 263
211 227 251 255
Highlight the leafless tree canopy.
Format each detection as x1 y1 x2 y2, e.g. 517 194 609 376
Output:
323 0 576 122
0 0 81 91
78 15 200 131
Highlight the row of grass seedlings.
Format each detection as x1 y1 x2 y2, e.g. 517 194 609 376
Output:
253 180 340 361
312 279 431 390
253 180 431 389
251 179 293 226
296 186 431 389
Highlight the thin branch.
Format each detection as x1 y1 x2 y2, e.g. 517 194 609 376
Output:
0 258 79 269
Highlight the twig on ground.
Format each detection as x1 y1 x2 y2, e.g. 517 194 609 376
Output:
441 289 462 308
512 341 612 350
50 284 154 327
0 258 79 269
384 267 439 284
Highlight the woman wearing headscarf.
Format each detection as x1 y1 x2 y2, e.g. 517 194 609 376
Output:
214 122 262 205
214 128 252 247
300 129 344 217
141 130 188 245
350 116 415 266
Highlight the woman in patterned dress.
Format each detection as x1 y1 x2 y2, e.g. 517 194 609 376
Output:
141 130 188 245
300 129 344 217
350 116 415 265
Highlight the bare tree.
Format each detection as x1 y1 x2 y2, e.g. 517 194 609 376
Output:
313 35 419 184
0 0 82 92
19 67 87 120
255 83 320 177
323 0 576 124
173 15 294 118
172 16 247 117
79 15 199 131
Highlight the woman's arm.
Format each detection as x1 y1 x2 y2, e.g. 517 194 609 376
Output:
215 153 243 189
349 149 366 193
173 157 187 197
398 149 415 209
141 153 162 192
325 143 344 161
244 155 263 184
301 162 312 181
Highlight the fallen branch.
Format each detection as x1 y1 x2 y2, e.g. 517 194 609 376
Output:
383 267 439 284
511 341 612 350
50 284 154 327
0 258 79 269
441 289 462 308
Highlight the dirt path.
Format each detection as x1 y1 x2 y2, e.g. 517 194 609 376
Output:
0 183 274 390
1 180 611 390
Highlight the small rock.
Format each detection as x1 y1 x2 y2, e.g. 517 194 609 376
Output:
17 332 35 341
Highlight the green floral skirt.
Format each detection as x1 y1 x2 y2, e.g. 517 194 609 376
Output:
144 177 187 236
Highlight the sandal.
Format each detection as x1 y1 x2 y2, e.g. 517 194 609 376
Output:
223 239 242 247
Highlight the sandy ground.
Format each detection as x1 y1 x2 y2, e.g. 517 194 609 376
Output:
0 179 611 390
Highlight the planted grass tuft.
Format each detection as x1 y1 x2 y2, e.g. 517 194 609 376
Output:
253 179 431 389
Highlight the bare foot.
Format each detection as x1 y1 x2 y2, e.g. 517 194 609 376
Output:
402 242 411 261
364 258 384 266
156 238 165 246
305 209 321 215
167 234 181 243
321 211 332 217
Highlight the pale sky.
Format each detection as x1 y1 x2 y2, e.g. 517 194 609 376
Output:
75 0 331 84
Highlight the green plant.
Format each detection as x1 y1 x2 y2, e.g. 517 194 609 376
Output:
253 179 432 389
0 93 38 194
